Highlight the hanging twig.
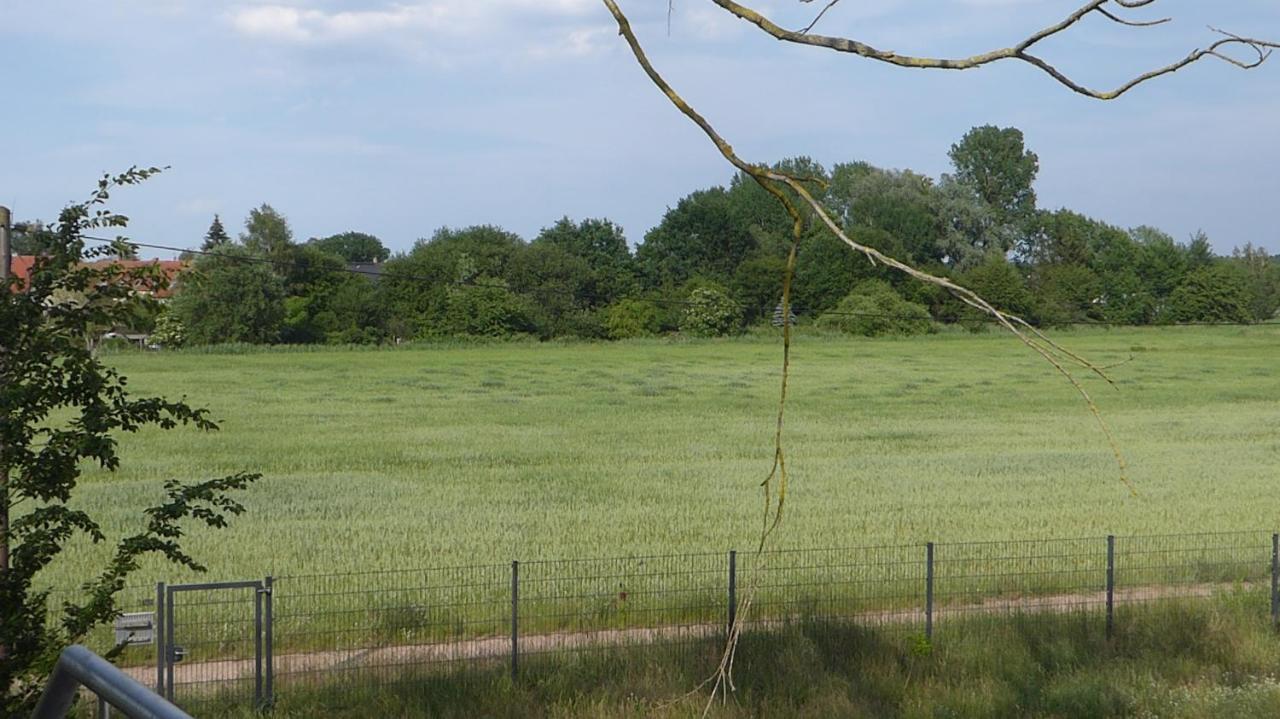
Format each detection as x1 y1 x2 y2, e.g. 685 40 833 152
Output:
602 0 1276 711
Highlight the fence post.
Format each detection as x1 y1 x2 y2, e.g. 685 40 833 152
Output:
1106 535 1116 640
925 542 935 641
1271 534 1278 629
154 582 165 695
727 550 737 634
253 583 263 709
264 576 274 708
511 561 519 682
164 585 175 701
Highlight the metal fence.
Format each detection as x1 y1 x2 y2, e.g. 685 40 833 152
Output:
58 530 1280 715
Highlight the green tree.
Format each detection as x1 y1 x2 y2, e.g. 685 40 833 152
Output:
827 162 944 267
443 279 535 337
726 157 830 253
1164 264 1252 323
1080 220 1147 324
816 280 933 337
506 242 597 338
1131 226 1189 308
1033 263 1103 327
1185 230 1215 270
1233 243 1280 321
948 125 1040 223
323 277 390 344
171 245 286 344
535 217 636 304
1021 210 1099 267
0 170 258 714
637 188 755 289
793 225 893 316
307 231 390 263
934 177 1017 271
732 253 789 324
9 221 55 256
381 226 526 338
200 214 231 252
954 254 1035 328
240 204 294 268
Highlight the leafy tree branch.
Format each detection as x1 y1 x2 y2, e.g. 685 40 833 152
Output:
0 169 261 715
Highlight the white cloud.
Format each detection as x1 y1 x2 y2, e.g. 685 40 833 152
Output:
229 1 598 47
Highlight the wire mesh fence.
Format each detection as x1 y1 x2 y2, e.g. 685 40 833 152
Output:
742 544 928 635
49 530 1280 714
271 564 511 693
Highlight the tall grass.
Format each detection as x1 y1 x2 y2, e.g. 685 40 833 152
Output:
40 325 1280 591
202 592 1280 718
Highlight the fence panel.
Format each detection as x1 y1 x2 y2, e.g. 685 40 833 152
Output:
740 544 927 636
269 563 511 694
517 552 726 663
932 537 1108 628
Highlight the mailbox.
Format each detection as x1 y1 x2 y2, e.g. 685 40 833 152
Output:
113 612 155 646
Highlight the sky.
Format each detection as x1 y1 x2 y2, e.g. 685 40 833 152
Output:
2 0 1278 256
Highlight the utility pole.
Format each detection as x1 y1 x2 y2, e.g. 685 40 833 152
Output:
0 205 10 283
0 205 10 662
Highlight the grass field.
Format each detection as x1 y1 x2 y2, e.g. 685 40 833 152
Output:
42 325 1280 590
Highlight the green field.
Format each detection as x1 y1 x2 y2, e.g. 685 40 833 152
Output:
44 325 1280 589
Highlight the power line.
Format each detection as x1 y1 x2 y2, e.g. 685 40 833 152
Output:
81 235 432 283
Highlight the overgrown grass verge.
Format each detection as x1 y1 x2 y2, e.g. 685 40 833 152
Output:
197 592 1280 718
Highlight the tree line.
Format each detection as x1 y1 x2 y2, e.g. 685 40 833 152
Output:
32 125 1271 347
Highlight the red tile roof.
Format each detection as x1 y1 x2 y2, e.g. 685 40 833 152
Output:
8 256 189 298
8 255 37 291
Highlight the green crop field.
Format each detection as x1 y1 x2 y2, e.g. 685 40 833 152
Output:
41 325 1280 590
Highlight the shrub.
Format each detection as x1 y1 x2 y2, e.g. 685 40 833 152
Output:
604 299 659 339
149 309 187 348
956 254 1036 330
816 281 933 337
1162 264 1253 324
442 281 535 337
679 286 742 337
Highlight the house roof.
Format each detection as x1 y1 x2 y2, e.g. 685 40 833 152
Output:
8 256 189 297
7 255 38 292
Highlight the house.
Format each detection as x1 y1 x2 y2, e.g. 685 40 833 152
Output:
85 258 189 298
348 261 385 282
7 254 38 292
8 255 188 297
9 255 191 348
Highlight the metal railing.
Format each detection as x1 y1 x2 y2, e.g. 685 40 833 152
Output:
30 645 191 719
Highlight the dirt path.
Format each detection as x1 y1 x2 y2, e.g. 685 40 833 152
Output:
125 581 1241 692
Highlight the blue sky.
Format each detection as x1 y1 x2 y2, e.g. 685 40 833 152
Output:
2 0 1278 255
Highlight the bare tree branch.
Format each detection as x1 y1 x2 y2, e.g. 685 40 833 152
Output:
705 0 1277 99
600 0 1158 712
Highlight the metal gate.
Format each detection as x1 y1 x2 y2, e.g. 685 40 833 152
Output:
156 578 273 711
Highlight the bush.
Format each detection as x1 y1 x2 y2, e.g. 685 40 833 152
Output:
604 299 660 339
816 281 933 337
1162 264 1253 324
955 255 1036 330
149 309 186 348
170 246 286 344
680 286 742 337
441 281 535 338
